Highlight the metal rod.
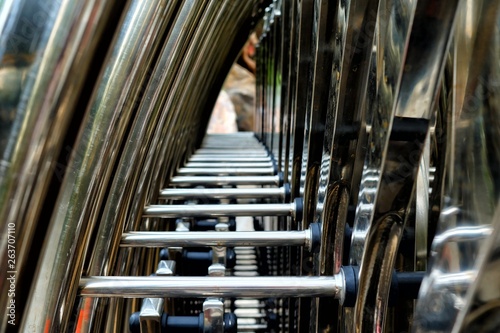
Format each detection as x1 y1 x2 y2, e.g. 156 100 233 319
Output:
170 175 281 186
121 230 310 249
200 142 265 150
198 145 266 150
185 162 274 168
238 325 269 331
159 187 286 200
79 276 343 298
143 202 295 218
193 152 269 157
177 167 276 176
189 157 272 162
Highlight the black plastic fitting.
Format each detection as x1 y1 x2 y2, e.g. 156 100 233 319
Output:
159 248 236 275
309 223 321 253
272 158 279 175
130 312 237 333
294 197 303 222
283 183 291 202
277 171 284 187
193 218 236 231
342 266 424 307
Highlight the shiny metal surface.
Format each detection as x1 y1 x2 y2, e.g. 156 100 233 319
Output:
0 0 121 327
19 0 177 331
159 187 286 200
144 203 296 218
139 298 164 333
185 162 274 168
6 0 500 331
311 0 381 329
76 1 245 330
351 0 460 332
203 298 224 333
194 152 269 157
79 276 343 299
415 136 431 271
189 156 272 162
121 230 311 250
170 175 281 186
156 260 176 276
150 260 177 331
413 1 500 332
177 167 276 176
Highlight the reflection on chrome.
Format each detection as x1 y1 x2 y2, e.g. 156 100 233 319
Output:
1 0 499 332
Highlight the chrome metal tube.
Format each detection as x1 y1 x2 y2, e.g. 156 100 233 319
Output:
193 152 270 157
143 203 295 218
121 230 310 249
159 187 286 200
170 175 281 186
177 167 276 176
201 144 265 149
198 145 266 150
189 157 272 162
185 162 274 168
79 276 343 299
238 325 269 331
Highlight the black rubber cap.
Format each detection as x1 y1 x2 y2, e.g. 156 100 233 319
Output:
395 271 424 300
224 313 238 333
131 312 238 333
277 172 284 187
389 270 399 307
180 248 237 275
163 313 203 333
283 183 291 202
226 248 237 269
193 218 236 231
309 223 321 253
129 312 140 333
272 158 278 175
342 265 359 307
294 197 303 222
341 266 424 307
159 248 169 260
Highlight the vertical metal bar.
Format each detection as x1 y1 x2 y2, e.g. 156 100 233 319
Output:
352 1 460 332
414 2 500 332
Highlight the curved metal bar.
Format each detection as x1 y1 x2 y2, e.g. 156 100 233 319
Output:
77 0 211 331
355 214 404 332
0 0 122 327
296 0 381 329
20 0 176 330
415 134 430 271
352 1 460 332
413 2 500 332
82 0 269 330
